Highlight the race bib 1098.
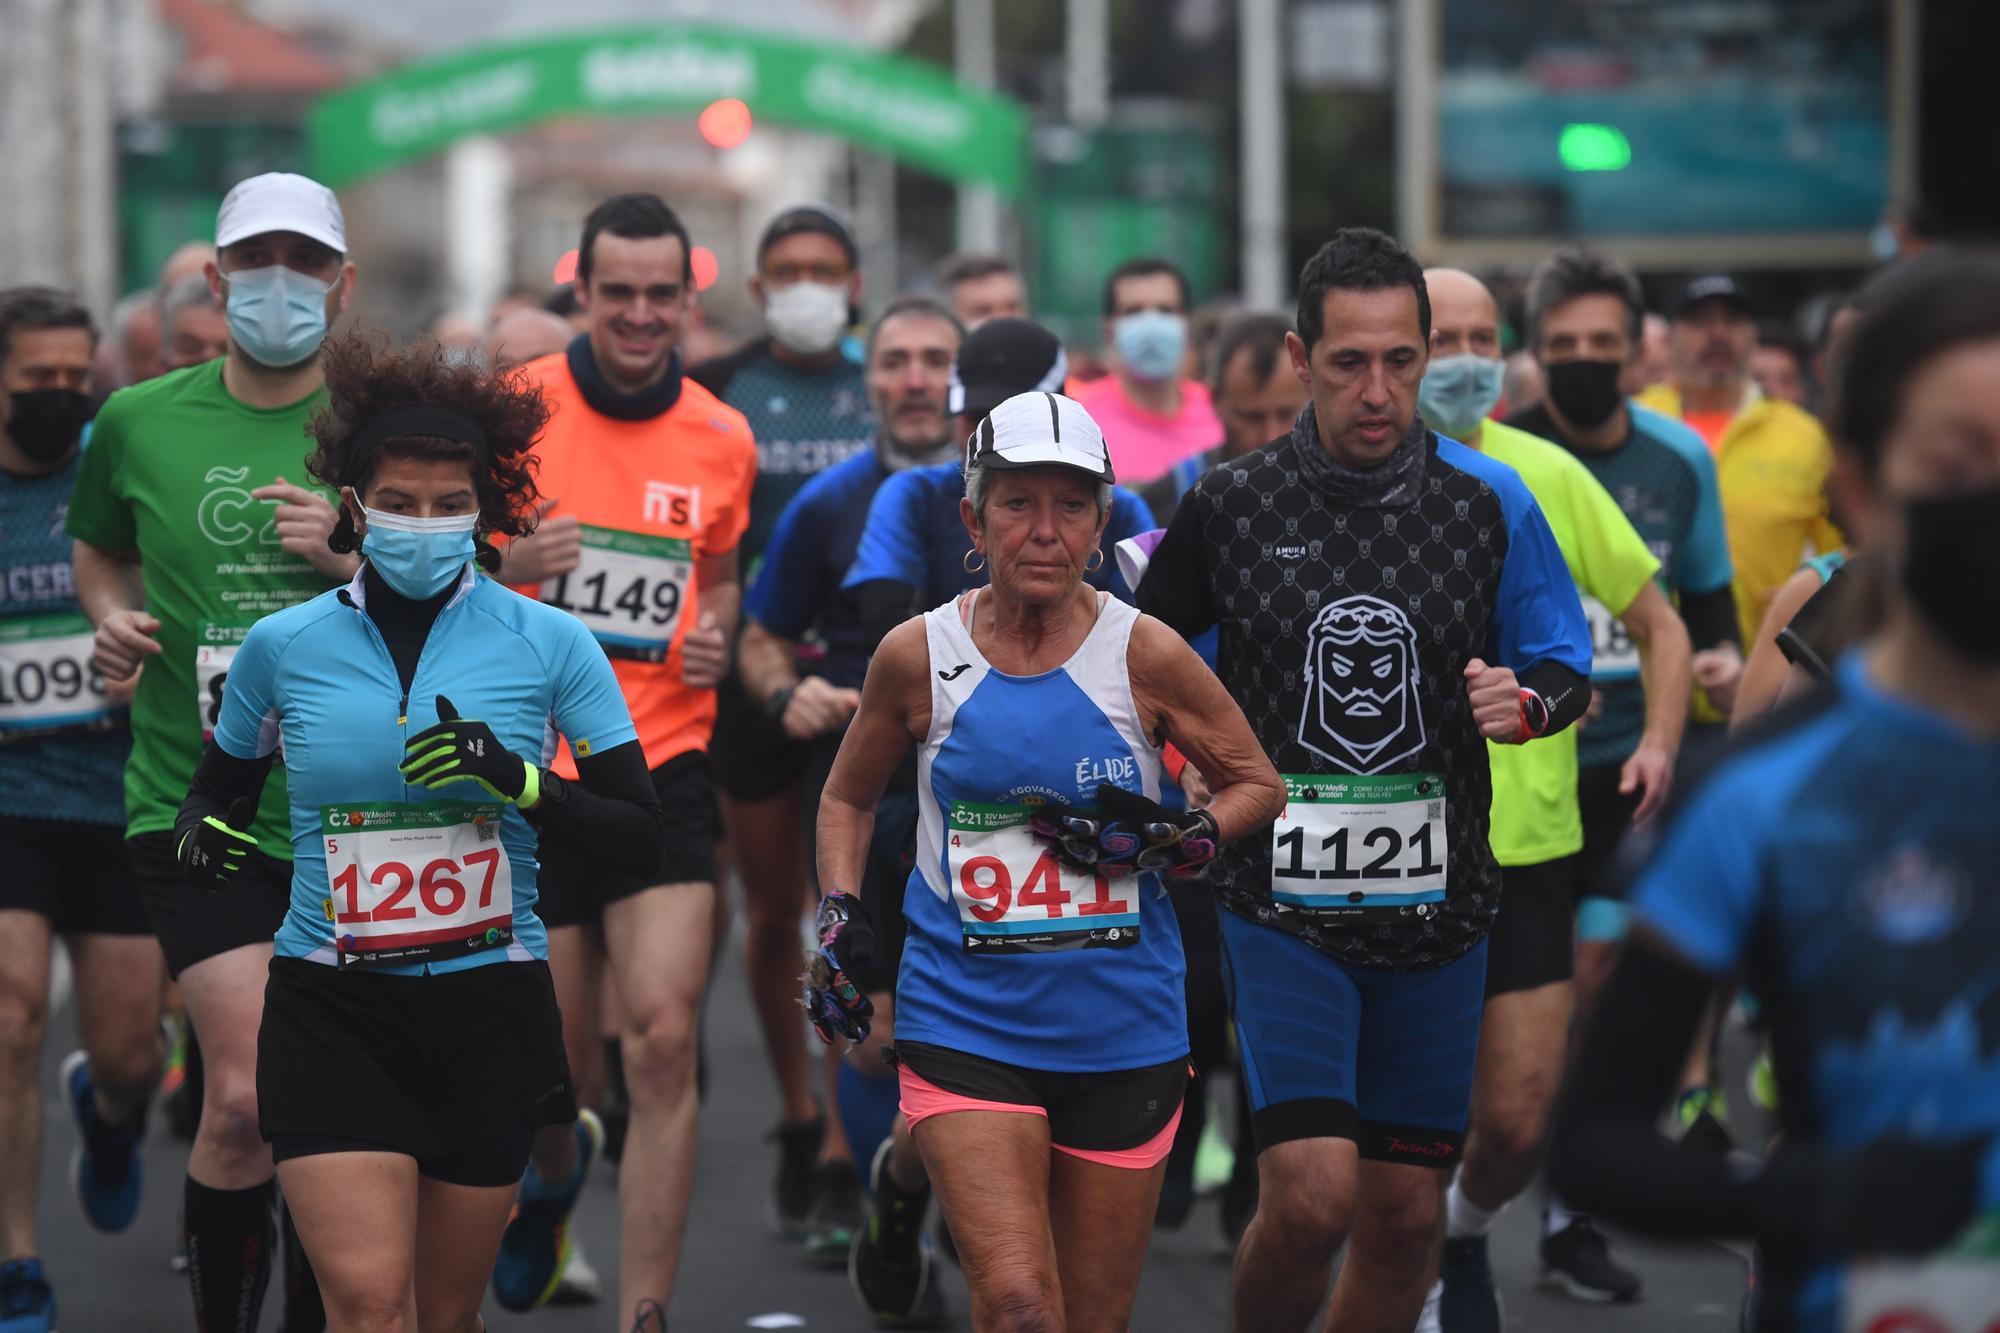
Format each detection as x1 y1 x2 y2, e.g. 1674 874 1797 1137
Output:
320 801 515 969
947 802 1139 953
1270 772 1447 914
0 611 117 741
541 526 691 663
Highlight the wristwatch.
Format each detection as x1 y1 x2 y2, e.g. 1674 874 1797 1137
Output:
1517 687 1551 741
764 683 798 720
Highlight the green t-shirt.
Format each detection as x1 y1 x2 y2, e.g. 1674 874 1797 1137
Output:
1473 420 1659 867
65 360 336 845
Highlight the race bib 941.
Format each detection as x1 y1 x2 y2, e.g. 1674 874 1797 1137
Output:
321 802 515 969
948 802 1139 953
1270 772 1447 914
0 611 117 741
541 527 691 663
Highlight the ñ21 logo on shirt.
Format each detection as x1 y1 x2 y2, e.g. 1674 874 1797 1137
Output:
643 482 701 528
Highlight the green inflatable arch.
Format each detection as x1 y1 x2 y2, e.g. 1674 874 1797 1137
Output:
308 24 1027 194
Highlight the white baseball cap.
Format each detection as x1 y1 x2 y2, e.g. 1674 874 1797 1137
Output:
966 391 1116 485
215 172 347 253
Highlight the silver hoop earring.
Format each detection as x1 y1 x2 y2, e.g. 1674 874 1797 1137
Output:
963 548 986 574
1085 547 1104 573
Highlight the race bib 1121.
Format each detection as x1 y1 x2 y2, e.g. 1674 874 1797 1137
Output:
320 801 515 969
541 527 691 663
1270 772 1447 914
0 611 118 741
947 802 1140 953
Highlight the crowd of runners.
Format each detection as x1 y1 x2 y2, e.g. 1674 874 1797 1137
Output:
0 167 1993 1333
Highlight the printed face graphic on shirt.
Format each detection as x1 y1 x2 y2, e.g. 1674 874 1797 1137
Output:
1299 594 1426 774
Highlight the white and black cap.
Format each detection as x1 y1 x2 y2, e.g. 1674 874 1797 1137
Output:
966 391 1115 485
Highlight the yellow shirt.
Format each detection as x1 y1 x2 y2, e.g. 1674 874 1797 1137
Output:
1636 384 1844 652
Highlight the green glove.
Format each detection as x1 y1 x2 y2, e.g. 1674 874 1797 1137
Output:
398 694 540 807
179 797 258 889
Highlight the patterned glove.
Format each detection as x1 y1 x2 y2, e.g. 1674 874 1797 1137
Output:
1030 785 1219 879
802 891 875 1045
179 797 258 890
398 694 540 807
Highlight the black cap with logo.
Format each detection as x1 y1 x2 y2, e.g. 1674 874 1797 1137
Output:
948 318 1069 421
1672 273 1754 320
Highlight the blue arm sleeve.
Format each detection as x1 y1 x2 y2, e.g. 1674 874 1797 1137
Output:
1492 481 1593 676
213 619 283 761
1103 488 1157 603
841 468 933 592
550 618 640 761
1627 768 1767 975
1634 404 1734 594
746 486 824 640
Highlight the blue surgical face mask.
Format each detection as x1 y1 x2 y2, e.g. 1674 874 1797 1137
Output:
360 507 476 600
224 264 335 369
1113 311 1188 383
1869 221 1900 263
1418 353 1506 437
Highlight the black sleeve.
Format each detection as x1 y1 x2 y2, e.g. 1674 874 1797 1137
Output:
1133 489 1214 638
854 578 924 656
173 742 277 853
1777 566 1849 671
1679 583 1741 653
687 339 765 399
1521 659 1591 736
524 738 664 878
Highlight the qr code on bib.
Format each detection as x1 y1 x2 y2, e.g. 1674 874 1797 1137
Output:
477 822 498 843
1427 801 1443 820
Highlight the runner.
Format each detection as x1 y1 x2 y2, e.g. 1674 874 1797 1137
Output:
68 171 356 1333
1551 250 2000 1333
1734 551 1857 721
689 204 875 1235
810 390 1284 1330
494 191 754 1327
1415 269 1692 1328
173 332 661 1332
1136 229 1593 1331
735 296 964 1270
1073 258 1223 486
0 288 161 1332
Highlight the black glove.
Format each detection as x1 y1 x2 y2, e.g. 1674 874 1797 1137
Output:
802 891 875 1045
1030 784 1219 879
398 694 536 806
178 797 258 890
1755 1135 1988 1261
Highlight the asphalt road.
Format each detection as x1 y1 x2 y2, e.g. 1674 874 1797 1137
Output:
31 929 1748 1330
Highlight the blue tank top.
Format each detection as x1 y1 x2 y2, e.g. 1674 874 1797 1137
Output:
895 591 1185 1072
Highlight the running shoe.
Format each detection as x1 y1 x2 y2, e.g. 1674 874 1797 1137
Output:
0 1259 53 1333
849 1140 946 1329
629 1297 668 1332
548 1240 602 1306
768 1116 825 1239
1436 1235 1501 1333
1540 1217 1643 1303
493 1109 604 1312
63 1050 143 1232
1676 1087 1735 1157
804 1158 865 1267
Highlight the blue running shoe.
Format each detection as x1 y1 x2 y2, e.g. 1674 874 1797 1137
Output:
493 1109 603 1312
1437 1235 1502 1333
63 1050 142 1232
0 1258 55 1333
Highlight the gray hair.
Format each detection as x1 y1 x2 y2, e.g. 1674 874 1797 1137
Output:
962 450 1114 528
160 272 220 329
1524 244 1644 350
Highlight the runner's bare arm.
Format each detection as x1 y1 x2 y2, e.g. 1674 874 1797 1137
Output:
1615 580 1692 821
682 547 739 689
815 617 930 897
736 617 800 706
1733 566 1824 728
73 538 160 681
739 617 861 742
1126 614 1285 845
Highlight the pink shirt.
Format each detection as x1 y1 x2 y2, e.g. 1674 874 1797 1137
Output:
1073 376 1223 486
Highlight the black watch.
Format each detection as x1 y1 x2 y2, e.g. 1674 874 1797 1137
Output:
764 683 798 720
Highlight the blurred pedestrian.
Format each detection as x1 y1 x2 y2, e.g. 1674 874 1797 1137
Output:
481 307 573 371
1073 257 1221 486
1752 323 1809 407
159 273 228 373
934 252 1026 328
1620 311 1672 396
1140 310 1306 524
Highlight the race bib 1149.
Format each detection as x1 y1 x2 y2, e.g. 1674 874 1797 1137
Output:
1270 772 1447 914
947 802 1140 954
0 611 117 741
320 801 515 969
541 527 691 663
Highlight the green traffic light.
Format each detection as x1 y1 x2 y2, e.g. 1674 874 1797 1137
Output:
1560 123 1631 172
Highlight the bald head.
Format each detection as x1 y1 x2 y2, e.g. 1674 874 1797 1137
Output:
158 242 215 292
482 308 574 370
1422 268 1500 359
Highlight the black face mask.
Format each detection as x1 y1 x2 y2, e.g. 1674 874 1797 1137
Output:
5 389 90 464
1902 487 2000 662
1544 359 1626 430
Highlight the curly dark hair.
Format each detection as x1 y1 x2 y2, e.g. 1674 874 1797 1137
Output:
305 330 545 569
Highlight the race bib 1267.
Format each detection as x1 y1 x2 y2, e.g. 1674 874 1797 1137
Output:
1270 772 1447 914
541 527 691 663
947 802 1140 953
321 801 515 969
0 611 117 741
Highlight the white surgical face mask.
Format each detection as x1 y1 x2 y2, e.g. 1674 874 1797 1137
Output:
764 282 849 356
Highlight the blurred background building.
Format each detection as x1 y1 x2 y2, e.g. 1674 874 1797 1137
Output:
2 0 1993 354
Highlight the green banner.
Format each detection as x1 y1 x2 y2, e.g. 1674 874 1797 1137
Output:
308 25 1027 193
